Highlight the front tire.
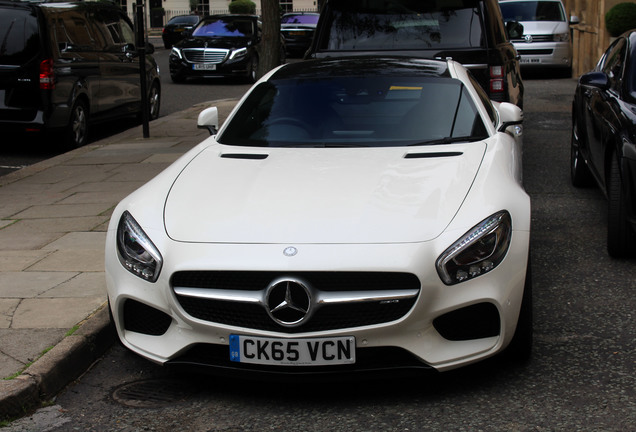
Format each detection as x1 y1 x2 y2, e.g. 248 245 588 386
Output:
247 55 259 83
607 153 632 257
148 81 161 120
64 99 89 149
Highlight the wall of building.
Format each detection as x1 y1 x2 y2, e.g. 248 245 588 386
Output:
565 0 635 76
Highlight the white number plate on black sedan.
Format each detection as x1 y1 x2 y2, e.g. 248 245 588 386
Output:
193 63 216 71
229 335 355 366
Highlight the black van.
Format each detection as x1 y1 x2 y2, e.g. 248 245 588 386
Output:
305 0 524 108
0 0 161 148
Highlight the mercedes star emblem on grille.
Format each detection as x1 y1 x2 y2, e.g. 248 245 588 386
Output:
283 246 298 256
265 278 312 327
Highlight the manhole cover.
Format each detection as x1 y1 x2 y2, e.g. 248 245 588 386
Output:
112 378 196 408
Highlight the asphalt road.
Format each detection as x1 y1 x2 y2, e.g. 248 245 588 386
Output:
4 76 636 432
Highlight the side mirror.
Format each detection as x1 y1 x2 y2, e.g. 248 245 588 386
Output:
146 42 155 54
497 102 523 136
570 15 580 25
579 72 610 90
197 107 219 135
505 21 524 40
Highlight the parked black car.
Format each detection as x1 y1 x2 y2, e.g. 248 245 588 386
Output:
280 12 319 57
0 0 161 149
162 14 201 49
169 14 271 83
305 0 524 108
571 30 636 257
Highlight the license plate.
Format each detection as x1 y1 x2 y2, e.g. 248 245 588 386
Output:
193 63 216 71
289 31 306 36
520 58 540 64
229 335 355 366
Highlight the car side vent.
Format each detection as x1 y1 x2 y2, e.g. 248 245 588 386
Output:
220 153 268 160
404 152 463 159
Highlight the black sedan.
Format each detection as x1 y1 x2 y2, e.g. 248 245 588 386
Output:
169 14 262 83
571 30 636 257
162 15 200 49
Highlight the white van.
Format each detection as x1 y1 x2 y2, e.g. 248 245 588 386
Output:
499 0 579 74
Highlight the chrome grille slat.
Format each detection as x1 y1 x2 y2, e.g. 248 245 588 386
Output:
182 48 228 64
170 271 421 333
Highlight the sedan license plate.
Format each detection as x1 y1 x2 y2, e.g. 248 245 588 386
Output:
229 335 355 366
193 63 216 71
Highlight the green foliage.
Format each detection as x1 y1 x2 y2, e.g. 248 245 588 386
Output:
605 2 636 37
229 0 256 14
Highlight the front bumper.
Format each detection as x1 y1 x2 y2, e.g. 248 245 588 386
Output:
513 41 572 68
169 53 250 79
105 228 530 374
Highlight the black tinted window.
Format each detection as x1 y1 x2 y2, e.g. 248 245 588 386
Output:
168 15 199 25
601 38 626 91
499 1 565 22
53 11 96 52
318 0 484 51
219 76 487 147
0 7 40 66
91 10 135 49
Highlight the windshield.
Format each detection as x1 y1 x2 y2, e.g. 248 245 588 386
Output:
499 1 566 22
318 0 484 51
218 76 488 148
192 17 254 37
0 7 40 66
281 14 319 25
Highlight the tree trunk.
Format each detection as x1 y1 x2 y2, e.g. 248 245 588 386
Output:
258 0 281 80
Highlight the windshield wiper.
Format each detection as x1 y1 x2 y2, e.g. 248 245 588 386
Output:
407 135 487 146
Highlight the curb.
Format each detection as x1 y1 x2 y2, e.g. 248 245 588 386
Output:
0 306 115 421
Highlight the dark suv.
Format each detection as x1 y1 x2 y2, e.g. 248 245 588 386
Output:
305 0 524 107
0 0 161 148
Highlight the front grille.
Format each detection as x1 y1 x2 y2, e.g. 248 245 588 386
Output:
182 48 228 64
171 271 421 333
512 34 554 43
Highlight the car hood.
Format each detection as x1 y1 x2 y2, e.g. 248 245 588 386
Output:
177 36 252 49
519 21 569 35
164 143 486 244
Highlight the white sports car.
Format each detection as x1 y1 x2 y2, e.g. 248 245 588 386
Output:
105 57 531 375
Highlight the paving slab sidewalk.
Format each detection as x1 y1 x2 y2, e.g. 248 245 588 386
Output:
0 99 238 420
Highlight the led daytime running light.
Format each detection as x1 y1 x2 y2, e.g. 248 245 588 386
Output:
116 211 163 282
436 211 512 285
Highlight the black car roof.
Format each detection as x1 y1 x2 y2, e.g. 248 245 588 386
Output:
270 57 451 80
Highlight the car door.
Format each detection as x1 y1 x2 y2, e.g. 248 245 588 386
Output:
49 6 101 118
90 7 140 118
584 38 626 184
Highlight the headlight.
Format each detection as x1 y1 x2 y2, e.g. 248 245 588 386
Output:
436 211 512 285
553 32 570 42
170 47 182 59
230 47 248 60
116 211 163 282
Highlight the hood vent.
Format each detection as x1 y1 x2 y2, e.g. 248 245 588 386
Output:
405 151 463 159
220 153 268 160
